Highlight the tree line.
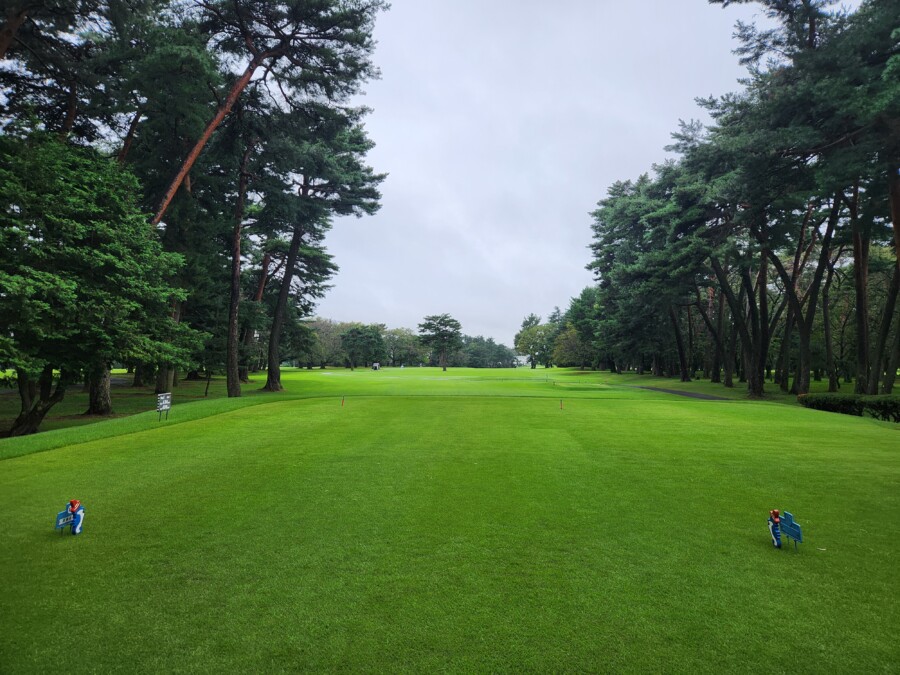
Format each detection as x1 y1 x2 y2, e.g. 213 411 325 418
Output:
1 0 388 436
534 0 898 398
277 315 519 371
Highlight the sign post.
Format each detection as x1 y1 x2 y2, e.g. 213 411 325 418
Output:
157 392 172 421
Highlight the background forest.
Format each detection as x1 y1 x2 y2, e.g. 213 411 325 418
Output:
1 0 898 438
1 0 395 435
522 0 899 402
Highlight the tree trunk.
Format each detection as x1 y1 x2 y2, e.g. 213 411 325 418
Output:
263 215 307 392
723 309 736 388
133 363 153 388
7 367 70 437
117 108 143 164
669 306 691 382
764 198 839 395
777 310 794 393
61 82 78 134
868 265 899 394
710 257 750 387
823 262 839 392
226 139 256 398
849 185 870 393
752 245 770 398
869 171 900 393
0 7 27 59
712 254 765 394
881 326 899 394
155 365 174 394
711 290 725 383
85 363 113 416
686 305 695 378
239 252 274 383
152 52 271 226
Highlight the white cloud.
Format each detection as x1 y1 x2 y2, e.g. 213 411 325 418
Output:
318 0 774 344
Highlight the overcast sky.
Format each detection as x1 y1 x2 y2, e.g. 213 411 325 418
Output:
315 0 770 346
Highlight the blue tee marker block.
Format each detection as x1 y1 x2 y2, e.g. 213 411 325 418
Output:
781 511 802 548
55 500 84 535
55 510 74 530
768 512 782 548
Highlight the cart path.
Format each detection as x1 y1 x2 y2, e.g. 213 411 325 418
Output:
631 386 732 401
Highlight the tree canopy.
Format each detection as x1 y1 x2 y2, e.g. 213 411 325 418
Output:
418 314 464 372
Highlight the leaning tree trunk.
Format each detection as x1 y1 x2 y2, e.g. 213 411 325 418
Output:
737 261 765 396
764 197 839 396
117 108 143 164
711 254 765 395
85 363 113 416
263 219 306 392
152 53 272 226
7 367 71 437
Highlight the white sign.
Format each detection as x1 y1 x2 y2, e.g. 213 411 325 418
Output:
157 393 172 412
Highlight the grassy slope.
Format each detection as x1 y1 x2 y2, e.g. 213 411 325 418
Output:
1 368 897 672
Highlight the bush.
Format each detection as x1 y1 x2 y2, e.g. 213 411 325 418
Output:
798 394 865 416
861 395 900 423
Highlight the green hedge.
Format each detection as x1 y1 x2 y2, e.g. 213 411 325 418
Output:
798 394 866 416
798 393 900 422
862 395 900 423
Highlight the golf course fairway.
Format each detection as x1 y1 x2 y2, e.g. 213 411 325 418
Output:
1 368 897 671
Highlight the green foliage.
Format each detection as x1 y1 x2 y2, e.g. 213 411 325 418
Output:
514 323 556 368
340 324 386 369
551 325 594 368
797 393 866 416
383 327 427 367
0 132 191 374
860 395 900 424
451 335 518 368
798 392 900 422
418 314 463 370
0 131 202 434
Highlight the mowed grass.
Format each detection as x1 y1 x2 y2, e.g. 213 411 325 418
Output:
0 368 897 672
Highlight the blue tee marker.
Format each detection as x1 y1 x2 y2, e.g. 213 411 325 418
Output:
780 511 803 550
55 500 85 535
768 509 803 551
768 509 782 548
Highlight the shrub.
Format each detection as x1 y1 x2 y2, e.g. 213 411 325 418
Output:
861 395 900 424
798 393 865 416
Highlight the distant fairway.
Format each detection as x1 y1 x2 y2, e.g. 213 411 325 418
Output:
1 368 897 671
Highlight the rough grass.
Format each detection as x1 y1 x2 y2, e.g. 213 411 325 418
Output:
1 368 897 671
